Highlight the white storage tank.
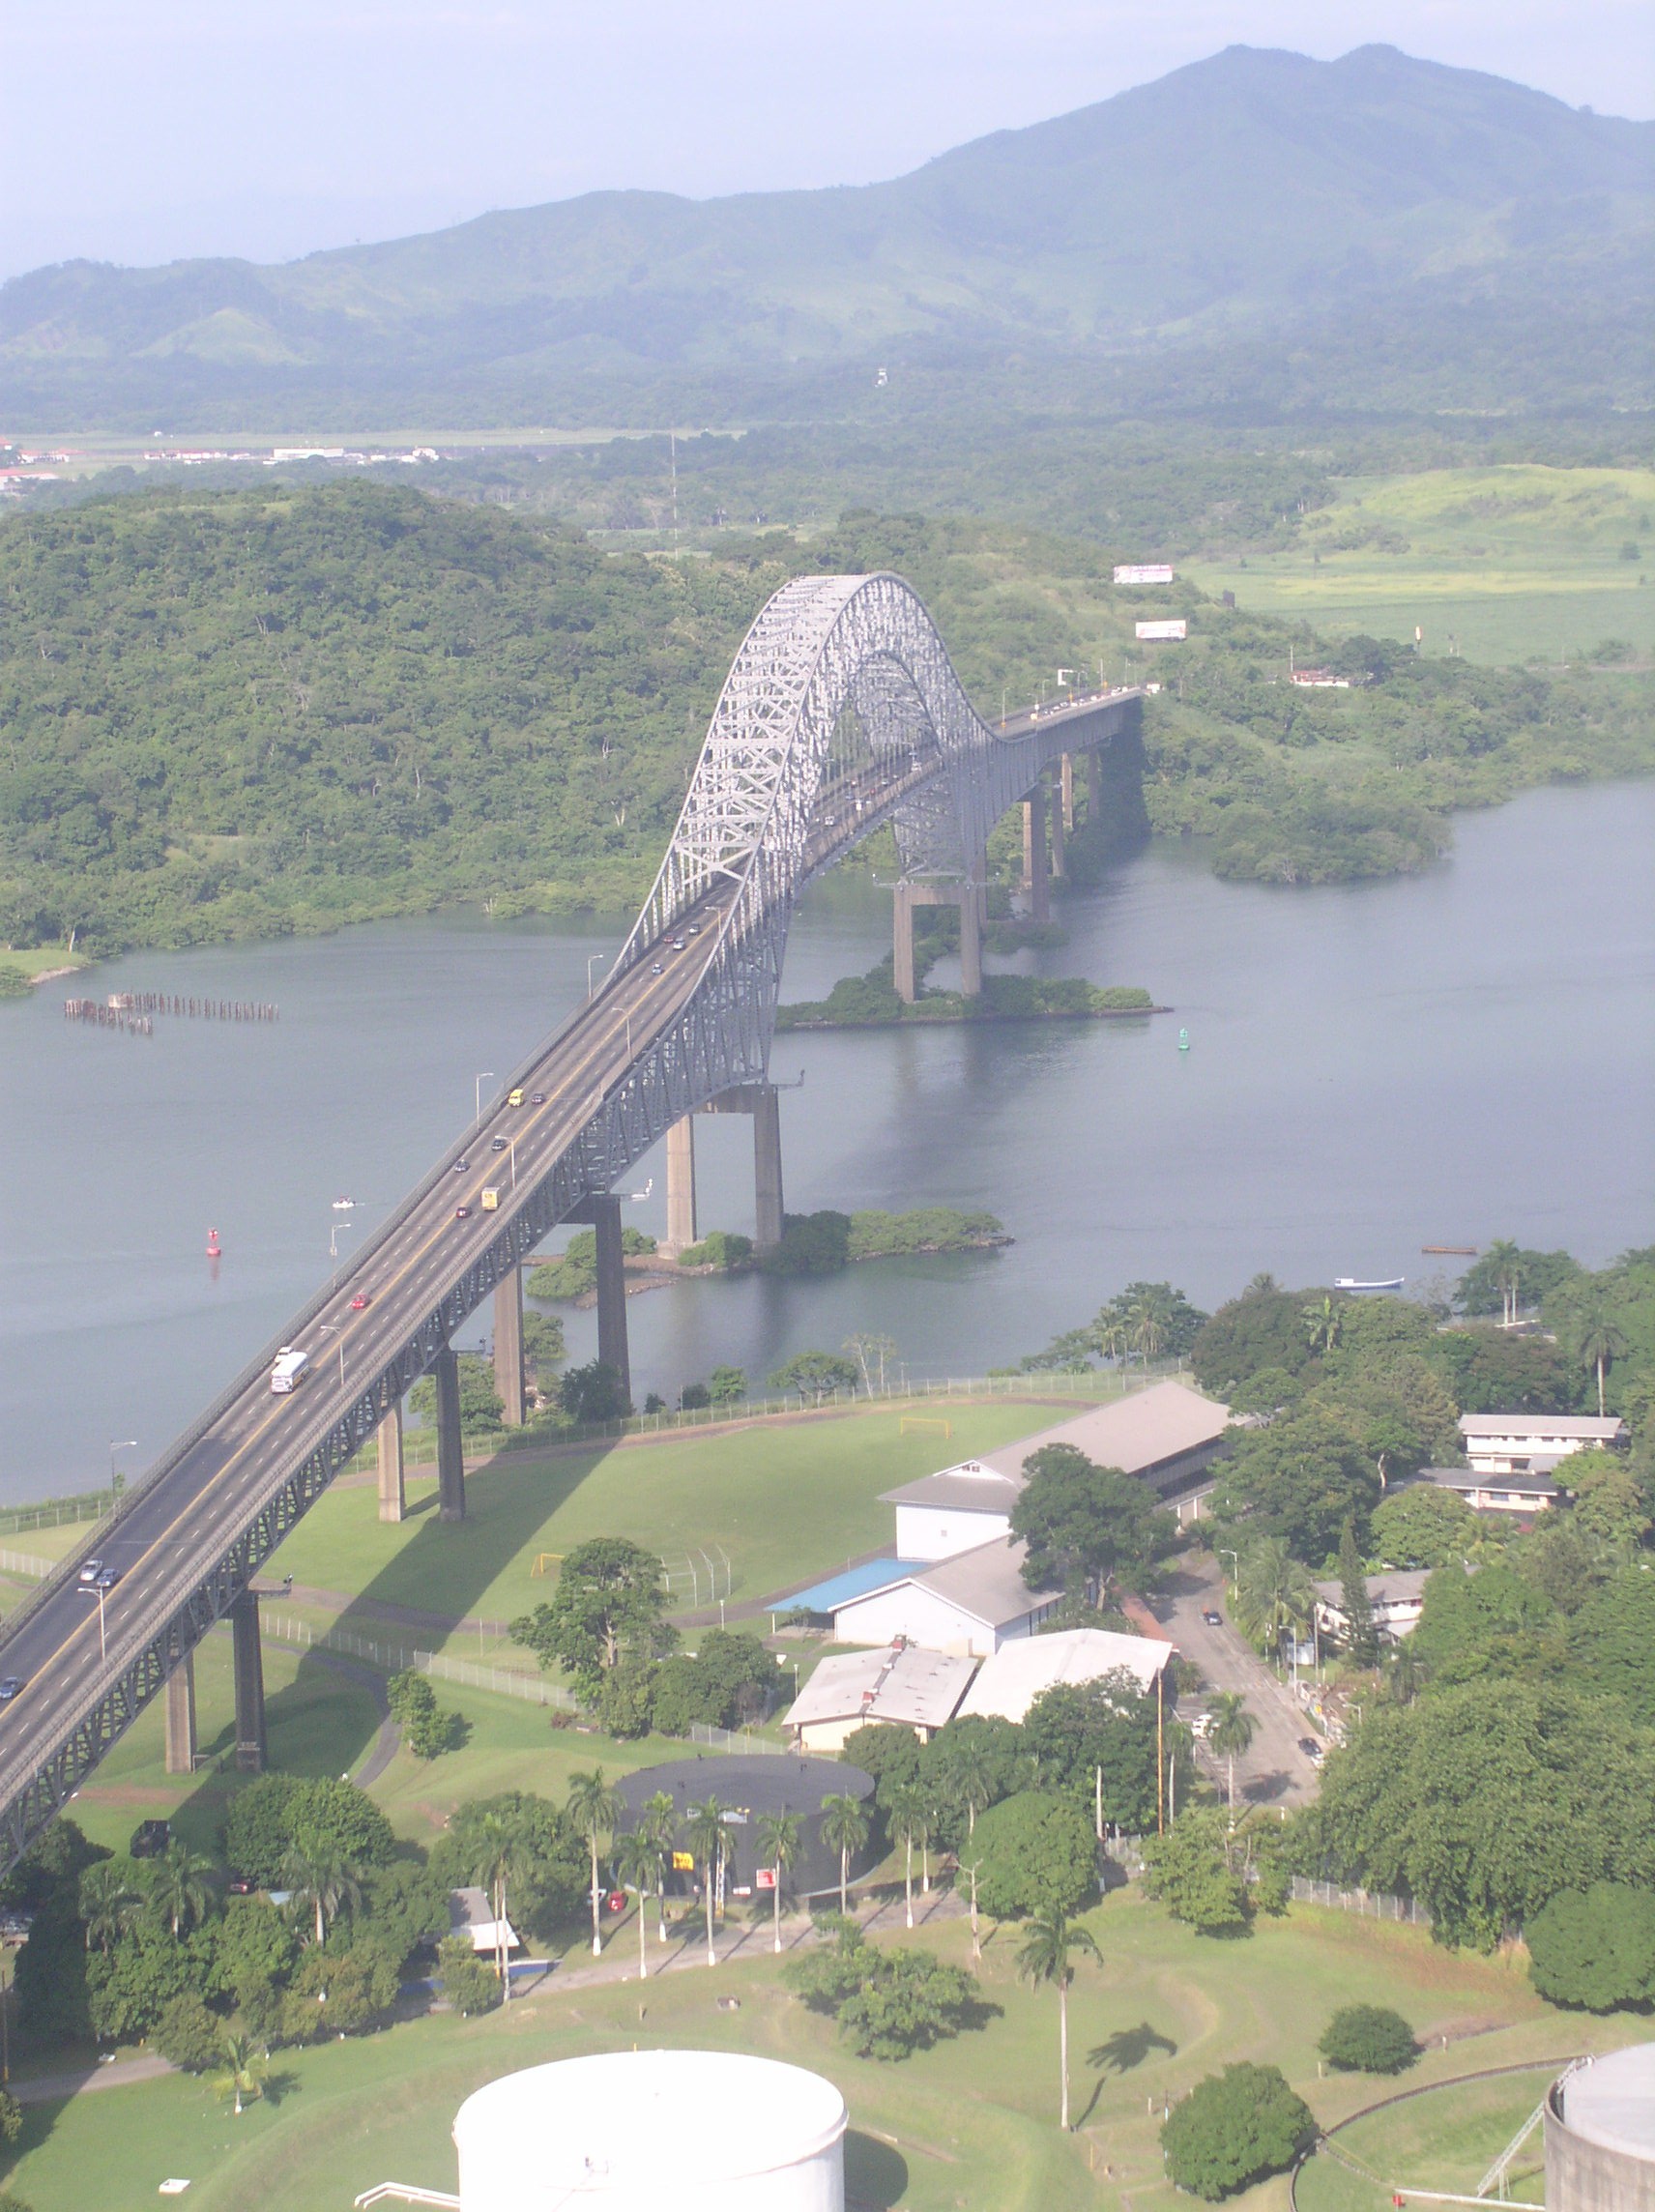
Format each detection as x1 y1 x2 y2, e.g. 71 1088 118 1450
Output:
452 2049 846 2212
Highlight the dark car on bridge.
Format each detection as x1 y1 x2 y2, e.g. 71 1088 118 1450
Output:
490 1136 508 1151
0 1678 23 1704
454 1204 472 1219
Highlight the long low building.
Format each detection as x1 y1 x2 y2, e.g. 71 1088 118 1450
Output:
882 1380 1231 1562
1459 1412 1627 1475
828 1537 1064 1658
958 1626 1176 1722
1409 1465 1566 1516
783 1643 977 1751
1312 1569 1431 1644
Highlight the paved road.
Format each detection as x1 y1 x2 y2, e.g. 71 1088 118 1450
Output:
1144 1554 1321 1808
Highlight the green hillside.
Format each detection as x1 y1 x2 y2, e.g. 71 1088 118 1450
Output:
3 44 1649 427
1 480 1648 958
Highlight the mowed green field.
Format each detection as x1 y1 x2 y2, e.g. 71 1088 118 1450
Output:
262 1393 1093 1629
7 1887 1625 2212
1186 466 1655 666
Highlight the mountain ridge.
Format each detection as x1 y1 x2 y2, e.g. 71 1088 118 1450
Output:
4 44 1649 425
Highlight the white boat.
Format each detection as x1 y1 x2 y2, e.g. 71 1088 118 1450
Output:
1334 1275 1405 1293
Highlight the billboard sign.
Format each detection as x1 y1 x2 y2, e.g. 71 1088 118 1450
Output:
1115 564 1174 585
1136 620 1187 642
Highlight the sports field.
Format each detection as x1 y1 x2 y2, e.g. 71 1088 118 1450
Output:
1186 466 1655 667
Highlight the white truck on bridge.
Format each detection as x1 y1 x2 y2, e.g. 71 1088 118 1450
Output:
269 1348 310 1394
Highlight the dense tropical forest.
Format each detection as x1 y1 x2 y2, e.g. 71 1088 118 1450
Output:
1 480 1648 959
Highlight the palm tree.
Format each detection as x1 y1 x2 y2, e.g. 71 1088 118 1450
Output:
887 1783 926 1930
948 1740 995 1842
683 1797 735 1968
612 1828 658 1982
1301 1295 1343 1356
640 1790 678 1943
1017 1908 1102 2132
1565 1288 1629 1417
1206 1692 1256 1824
1484 1239 1523 1328
463 1802 532 2001
1095 1313 1129 1367
1125 1284 1176 1365
820 1791 870 1918
566 1767 624 1959
755 1810 801 1955
150 1843 215 1941
213 2032 269 2117
1234 1536 1317 1654
78 1860 139 1953
280 1844 362 1949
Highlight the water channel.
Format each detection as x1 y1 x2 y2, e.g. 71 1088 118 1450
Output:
3 779 1652 1503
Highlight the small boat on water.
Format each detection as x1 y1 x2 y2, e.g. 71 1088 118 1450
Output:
1422 1245 1477 1256
1335 1275 1405 1293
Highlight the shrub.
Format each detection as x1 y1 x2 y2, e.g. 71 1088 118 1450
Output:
785 1921 980 2060
0 2088 20 2144
679 1230 753 1270
1526 1882 1655 2011
1142 1811 1250 1936
437 1935 499 2016
1161 2063 1316 2198
155 1993 226 2073
223 1776 394 1887
1319 2004 1419 2074
971 1791 1096 1920
0 966 30 1001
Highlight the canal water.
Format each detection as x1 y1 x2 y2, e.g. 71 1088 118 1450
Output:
2 779 1652 1502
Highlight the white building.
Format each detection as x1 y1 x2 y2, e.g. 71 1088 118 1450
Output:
830 1538 1062 1658
881 1380 1231 1562
958 1626 1175 1722
1312 1568 1431 1644
783 1643 976 1752
1459 1413 1627 1475
1410 1465 1565 1517
449 1886 518 1957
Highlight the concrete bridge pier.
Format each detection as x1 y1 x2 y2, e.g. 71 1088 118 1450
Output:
377 1400 405 1524
892 873 985 1004
433 1345 467 1524
1023 782 1051 922
1060 753 1075 835
1088 746 1104 822
493 1266 525 1426
163 1648 196 1776
701 1085 787 1250
230 1591 266 1773
589 1195 632 1402
1049 774 1067 879
663 1115 697 1257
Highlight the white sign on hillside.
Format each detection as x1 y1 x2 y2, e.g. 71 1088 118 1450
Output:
1115 563 1175 584
1136 619 1187 641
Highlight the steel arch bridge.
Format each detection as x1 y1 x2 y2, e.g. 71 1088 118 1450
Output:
0 572 1141 1866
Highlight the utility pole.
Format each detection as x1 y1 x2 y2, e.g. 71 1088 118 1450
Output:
1156 1673 1165 1836
670 431 679 549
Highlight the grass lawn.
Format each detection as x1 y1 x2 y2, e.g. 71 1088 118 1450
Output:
1295 2061 1567 2212
263 1392 1089 1634
0 945 91 980
1185 465 1655 667
9 1888 1642 2212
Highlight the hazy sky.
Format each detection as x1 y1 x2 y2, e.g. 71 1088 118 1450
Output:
2 0 1649 280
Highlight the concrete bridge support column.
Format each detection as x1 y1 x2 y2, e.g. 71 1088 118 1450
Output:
752 1087 786 1253
164 1648 196 1776
433 1345 466 1525
664 1116 698 1254
1024 784 1051 923
959 859 984 999
892 884 918 1004
494 1266 525 1426
1088 747 1104 824
230 1591 266 1774
1060 753 1076 834
589 1195 632 1404
377 1400 405 1524
1050 775 1067 880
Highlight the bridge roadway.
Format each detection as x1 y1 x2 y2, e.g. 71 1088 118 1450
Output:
0 682 1133 1864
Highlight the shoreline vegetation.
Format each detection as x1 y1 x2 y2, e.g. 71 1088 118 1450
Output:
777 954 1162 1031
527 1205 1011 1304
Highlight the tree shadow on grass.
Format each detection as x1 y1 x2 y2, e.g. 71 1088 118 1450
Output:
1074 2021 1179 2128
845 2131 909 2211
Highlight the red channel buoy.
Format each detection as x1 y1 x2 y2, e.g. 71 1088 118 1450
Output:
206 1227 222 1259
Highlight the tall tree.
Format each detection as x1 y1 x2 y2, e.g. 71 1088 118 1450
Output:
1337 1517 1379 1667
684 1798 736 1968
1234 1536 1318 1652
511 1538 675 1694
887 1784 926 1930
1017 1908 1102 2131
78 1861 139 1953
148 1844 214 1942
756 1811 801 1955
280 1845 362 1950
1010 1443 1177 1599
639 1790 679 1943
566 1768 624 1959
612 1828 658 1983
1205 1693 1255 1823
1562 1286 1630 1417
820 1792 871 1918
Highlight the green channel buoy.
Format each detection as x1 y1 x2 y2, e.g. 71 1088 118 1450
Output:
1178 1028 1190 1052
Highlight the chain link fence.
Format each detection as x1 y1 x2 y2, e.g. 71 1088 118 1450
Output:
1290 1876 1431 1926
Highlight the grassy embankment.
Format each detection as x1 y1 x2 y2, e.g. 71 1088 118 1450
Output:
5 1885 1641 2212
1185 465 1655 667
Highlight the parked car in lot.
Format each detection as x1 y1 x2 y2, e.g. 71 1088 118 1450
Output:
1297 1736 1324 1761
1202 1608 1223 1626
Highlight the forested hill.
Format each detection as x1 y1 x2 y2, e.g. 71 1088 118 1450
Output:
0 481 1649 958
4 44 1650 426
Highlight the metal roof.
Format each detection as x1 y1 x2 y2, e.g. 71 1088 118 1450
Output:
972 1380 1230 1482
786 1644 976 1732
774 1557 924 1614
880 1470 1023 1512
898 1536 1060 1630
959 1627 1176 1723
1459 1413 1626 1439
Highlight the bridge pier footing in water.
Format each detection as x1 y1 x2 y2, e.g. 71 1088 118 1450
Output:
377 1399 405 1524
230 1590 266 1773
891 866 985 1004
164 1648 196 1775
433 1346 466 1523
494 1265 525 1426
